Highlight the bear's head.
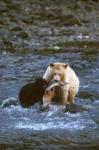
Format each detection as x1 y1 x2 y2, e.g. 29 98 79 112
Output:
50 63 68 82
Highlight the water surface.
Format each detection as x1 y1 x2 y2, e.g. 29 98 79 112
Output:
0 0 99 150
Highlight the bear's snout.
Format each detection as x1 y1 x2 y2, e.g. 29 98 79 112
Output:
53 75 61 82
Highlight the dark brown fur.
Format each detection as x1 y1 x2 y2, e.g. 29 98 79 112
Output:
19 78 48 108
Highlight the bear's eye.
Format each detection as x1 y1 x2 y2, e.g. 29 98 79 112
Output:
54 73 57 75
59 73 61 76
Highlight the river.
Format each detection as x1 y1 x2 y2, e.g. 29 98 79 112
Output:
0 0 99 150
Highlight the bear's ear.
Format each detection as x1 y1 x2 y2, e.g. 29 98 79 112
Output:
50 63 54 67
63 64 68 68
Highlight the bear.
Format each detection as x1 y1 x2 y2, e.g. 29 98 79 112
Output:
43 62 79 105
43 82 59 106
43 82 65 107
19 78 48 108
43 82 86 113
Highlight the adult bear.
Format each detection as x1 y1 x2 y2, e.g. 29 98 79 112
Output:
43 62 79 105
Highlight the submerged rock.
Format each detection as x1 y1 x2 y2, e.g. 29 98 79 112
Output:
65 103 87 113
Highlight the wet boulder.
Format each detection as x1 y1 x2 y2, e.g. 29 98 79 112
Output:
65 103 87 113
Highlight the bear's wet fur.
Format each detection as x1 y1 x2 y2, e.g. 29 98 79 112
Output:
19 78 48 108
43 62 79 105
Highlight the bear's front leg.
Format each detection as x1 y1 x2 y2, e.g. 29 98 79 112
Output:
61 88 69 105
68 87 76 104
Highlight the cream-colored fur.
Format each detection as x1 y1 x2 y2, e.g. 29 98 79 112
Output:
43 62 79 105
43 83 58 106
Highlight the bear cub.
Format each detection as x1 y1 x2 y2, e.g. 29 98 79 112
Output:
19 78 48 108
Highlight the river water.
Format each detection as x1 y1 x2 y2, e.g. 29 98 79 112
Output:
0 0 99 150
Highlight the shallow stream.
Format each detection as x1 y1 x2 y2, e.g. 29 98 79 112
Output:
0 0 99 149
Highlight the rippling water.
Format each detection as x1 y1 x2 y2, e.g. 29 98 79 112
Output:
0 51 99 150
0 0 99 150
0 101 99 149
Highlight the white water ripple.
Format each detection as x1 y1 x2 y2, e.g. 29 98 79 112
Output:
15 119 97 131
